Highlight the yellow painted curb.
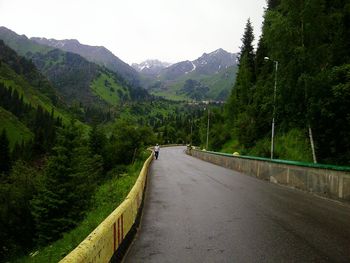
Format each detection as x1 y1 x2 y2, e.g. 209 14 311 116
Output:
60 152 153 263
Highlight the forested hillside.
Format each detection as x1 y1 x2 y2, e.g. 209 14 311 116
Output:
217 0 350 165
31 37 141 87
0 36 206 262
0 27 150 120
0 40 67 150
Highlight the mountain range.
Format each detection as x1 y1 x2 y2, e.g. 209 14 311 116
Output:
31 37 140 86
0 26 154 150
132 60 172 77
0 26 149 110
133 49 238 101
0 26 238 102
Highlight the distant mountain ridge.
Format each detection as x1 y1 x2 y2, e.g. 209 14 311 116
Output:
0 26 150 109
160 48 237 80
0 26 53 56
0 26 237 102
132 59 172 77
31 37 140 86
138 48 238 101
135 49 237 81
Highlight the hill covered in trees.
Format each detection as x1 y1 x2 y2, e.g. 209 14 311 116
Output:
31 37 141 87
208 0 350 165
0 27 150 116
0 36 206 261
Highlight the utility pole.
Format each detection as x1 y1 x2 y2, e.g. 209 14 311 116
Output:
308 125 317 163
206 108 210 150
190 119 193 146
265 57 278 159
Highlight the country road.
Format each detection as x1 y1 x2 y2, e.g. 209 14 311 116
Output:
124 146 350 263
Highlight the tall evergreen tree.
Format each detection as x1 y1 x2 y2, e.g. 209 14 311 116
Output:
0 161 40 260
239 18 255 77
89 125 107 157
226 19 257 147
31 121 102 244
0 129 11 175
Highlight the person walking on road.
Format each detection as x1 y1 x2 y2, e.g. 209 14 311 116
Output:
154 144 160 159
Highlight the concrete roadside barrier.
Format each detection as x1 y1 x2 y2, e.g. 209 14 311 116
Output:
188 149 350 202
60 151 153 263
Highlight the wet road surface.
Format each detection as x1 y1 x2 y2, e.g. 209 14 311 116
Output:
124 146 350 263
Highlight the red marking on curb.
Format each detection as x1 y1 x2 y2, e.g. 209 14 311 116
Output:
117 218 120 245
121 214 124 240
113 222 116 252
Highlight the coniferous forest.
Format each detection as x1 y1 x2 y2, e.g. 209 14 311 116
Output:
0 0 350 261
212 0 350 165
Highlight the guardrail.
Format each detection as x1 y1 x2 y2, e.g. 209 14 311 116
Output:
187 148 350 202
60 151 153 263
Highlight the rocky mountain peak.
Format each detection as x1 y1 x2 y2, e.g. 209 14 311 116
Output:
132 59 172 77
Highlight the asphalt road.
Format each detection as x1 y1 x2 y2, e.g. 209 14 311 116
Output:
124 146 350 263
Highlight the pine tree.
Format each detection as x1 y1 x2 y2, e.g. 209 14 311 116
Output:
0 129 11 175
226 19 257 147
239 18 255 78
267 0 280 9
89 125 106 157
0 161 39 260
229 19 255 110
11 141 23 162
31 122 102 244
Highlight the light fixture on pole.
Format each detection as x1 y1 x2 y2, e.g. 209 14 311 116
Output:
264 57 278 159
206 108 210 150
189 118 193 146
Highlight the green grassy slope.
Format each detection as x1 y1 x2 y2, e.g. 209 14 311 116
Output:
148 66 237 101
0 62 73 125
151 88 188 101
200 66 237 99
220 129 313 163
29 49 139 109
91 71 129 105
0 29 125 109
0 107 33 149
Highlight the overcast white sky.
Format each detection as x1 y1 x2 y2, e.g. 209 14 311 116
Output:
0 0 266 64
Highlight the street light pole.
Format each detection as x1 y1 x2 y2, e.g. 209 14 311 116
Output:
265 57 278 159
206 108 210 150
190 119 193 146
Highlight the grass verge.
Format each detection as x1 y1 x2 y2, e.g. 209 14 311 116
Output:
220 129 313 162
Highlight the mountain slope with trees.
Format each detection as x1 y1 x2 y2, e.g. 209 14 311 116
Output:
0 39 70 150
136 49 238 101
0 33 207 262
31 37 141 86
0 27 150 115
0 40 142 262
220 0 350 165
0 107 33 149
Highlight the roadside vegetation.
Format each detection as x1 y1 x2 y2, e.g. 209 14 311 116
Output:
14 151 149 263
201 1 350 165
